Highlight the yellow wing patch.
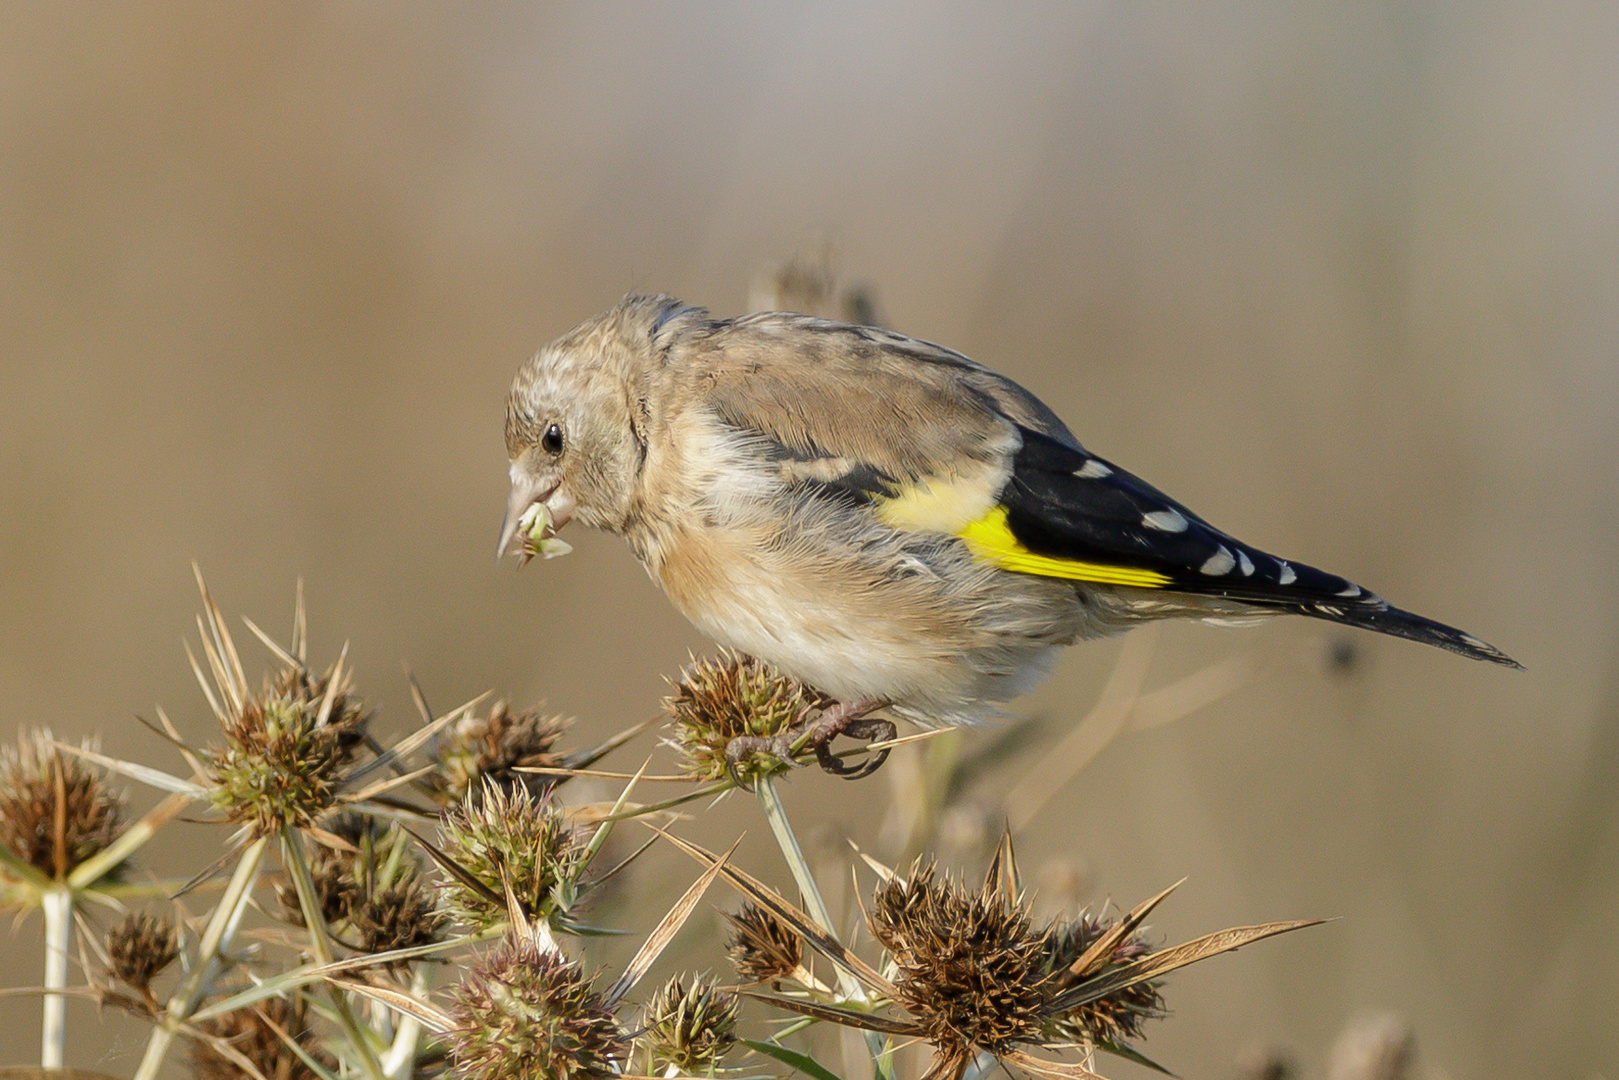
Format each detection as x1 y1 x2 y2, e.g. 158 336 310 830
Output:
957 507 1172 588
873 469 1002 534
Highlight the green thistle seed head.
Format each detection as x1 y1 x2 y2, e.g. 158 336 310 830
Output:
666 652 829 783
0 728 125 883
448 935 626 1080
193 993 333 1080
725 902 803 985
870 861 1052 1058
106 912 179 995
428 700 569 806
643 976 740 1075
437 780 585 931
207 663 371 837
1041 913 1163 1045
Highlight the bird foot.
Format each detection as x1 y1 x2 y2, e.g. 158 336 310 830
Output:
724 697 894 783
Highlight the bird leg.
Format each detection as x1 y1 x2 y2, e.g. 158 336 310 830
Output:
725 697 895 781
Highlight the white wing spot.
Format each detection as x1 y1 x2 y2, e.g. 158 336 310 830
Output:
1277 561 1296 585
1336 584 1362 598
1237 550 1255 576
1142 509 1189 533
1201 546 1236 576
1073 460 1112 479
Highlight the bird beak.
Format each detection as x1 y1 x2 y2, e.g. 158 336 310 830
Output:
497 471 558 561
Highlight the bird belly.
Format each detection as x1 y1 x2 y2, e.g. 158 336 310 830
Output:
644 517 1093 724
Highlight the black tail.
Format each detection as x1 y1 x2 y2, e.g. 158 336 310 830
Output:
1173 549 1522 668
1287 595 1522 668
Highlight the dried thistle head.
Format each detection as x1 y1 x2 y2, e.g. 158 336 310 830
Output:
193 993 332 1080
437 780 585 931
448 935 627 1080
725 902 803 985
276 813 446 965
666 652 829 782
277 815 370 928
106 912 179 996
870 861 1052 1064
428 700 569 805
349 874 449 964
1041 912 1162 1045
643 976 739 1075
0 728 125 882
207 662 371 837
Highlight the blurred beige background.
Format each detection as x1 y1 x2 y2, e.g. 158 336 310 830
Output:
1 3 1614 1078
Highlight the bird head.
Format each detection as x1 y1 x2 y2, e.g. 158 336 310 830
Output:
498 296 695 560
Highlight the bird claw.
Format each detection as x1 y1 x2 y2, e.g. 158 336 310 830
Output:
722 698 894 784
812 717 897 778
723 730 805 787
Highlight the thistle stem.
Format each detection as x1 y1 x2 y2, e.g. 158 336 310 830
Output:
380 964 432 1079
134 834 270 1080
281 827 389 1080
41 886 72 1068
755 777 894 1080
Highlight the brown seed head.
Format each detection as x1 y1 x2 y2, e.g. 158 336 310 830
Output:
666 652 830 782
1041 912 1163 1045
106 912 179 995
724 902 803 984
193 994 332 1080
277 813 446 966
870 862 1052 1058
448 936 627 1080
428 700 570 805
349 874 449 965
437 780 585 931
207 663 371 837
277 813 372 928
0 728 124 882
643 976 740 1075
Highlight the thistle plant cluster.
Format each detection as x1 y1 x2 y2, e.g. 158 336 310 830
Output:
0 577 1321 1080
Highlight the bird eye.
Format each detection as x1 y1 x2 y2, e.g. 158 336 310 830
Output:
541 423 564 455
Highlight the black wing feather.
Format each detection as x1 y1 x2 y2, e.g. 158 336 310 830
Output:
1003 429 1521 668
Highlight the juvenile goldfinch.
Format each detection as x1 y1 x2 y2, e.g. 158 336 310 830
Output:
499 296 1519 742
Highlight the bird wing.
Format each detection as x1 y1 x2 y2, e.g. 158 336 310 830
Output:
688 313 1253 592
686 313 1518 665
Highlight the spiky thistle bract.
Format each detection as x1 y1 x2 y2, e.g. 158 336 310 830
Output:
207 660 371 837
